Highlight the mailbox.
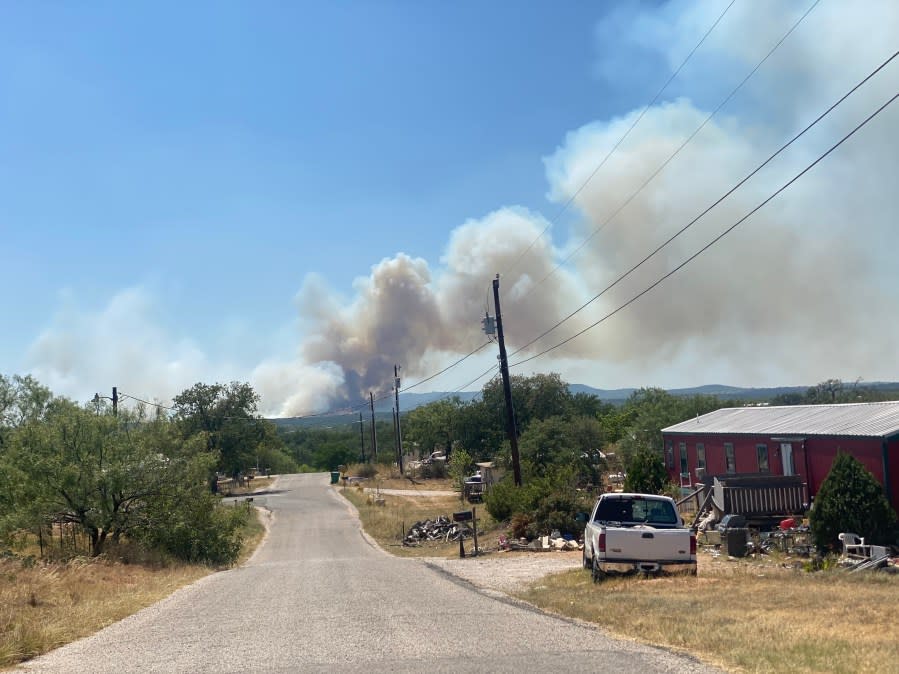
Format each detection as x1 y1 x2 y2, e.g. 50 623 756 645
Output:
452 511 473 522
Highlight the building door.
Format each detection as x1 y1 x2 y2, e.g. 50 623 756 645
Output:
781 443 795 476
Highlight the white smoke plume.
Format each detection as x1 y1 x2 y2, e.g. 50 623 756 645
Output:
22 1 899 416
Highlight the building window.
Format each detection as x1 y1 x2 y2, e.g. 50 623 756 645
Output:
757 444 770 473
666 440 674 469
679 442 688 474
696 443 706 470
725 443 735 474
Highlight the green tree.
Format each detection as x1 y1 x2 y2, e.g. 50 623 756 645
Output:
0 374 52 448
7 401 218 557
448 447 474 500
809 451 898 551
517 415 604 483
623 448 668 494
616 388 728 466
172 382 290 478
403 397 463 458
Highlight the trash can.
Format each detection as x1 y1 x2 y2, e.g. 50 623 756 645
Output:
330 471 340 485
724 528 748 558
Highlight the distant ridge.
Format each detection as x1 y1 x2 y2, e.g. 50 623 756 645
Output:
271 381 899 428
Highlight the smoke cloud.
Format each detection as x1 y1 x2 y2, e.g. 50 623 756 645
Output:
23 1 899 416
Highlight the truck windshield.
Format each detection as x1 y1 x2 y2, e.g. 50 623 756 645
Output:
593 498 678 525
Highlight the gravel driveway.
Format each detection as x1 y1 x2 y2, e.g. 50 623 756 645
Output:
425 551 582 594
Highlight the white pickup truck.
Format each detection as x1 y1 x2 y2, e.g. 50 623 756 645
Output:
583 492 696 582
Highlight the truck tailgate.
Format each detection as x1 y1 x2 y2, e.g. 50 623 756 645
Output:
603 527 692 561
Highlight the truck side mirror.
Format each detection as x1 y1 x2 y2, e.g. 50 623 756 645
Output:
575 512 588 523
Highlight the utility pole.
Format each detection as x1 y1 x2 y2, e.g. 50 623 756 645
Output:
93 387 119 417
392 407 399 467
394 365 404 474
358 411 366 463
493 274 522 486
369 392 378 461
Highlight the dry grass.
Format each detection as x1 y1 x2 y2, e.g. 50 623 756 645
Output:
219 476 275 496
0 557 208 669
340 486 500 558
0 508 268 670
516 554 899 673
342 462 455 492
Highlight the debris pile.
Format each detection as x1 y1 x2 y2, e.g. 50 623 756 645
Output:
837 532 899 572
500 535 582 552
403 516 471 546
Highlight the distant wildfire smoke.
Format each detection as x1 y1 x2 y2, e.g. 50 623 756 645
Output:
23 1 899 418
253 1 899 417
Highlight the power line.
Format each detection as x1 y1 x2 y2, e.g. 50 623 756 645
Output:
510 89 899 370
399 341 493 392
509 48 899 359
501 0 739 280
523 0 821 297
118 392 176 411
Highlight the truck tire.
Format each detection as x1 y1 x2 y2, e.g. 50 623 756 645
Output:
582 547 591 569
592 557 606 583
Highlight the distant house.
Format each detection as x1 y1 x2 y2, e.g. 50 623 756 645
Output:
661 401 899 507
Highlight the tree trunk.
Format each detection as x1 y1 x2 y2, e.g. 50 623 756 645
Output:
90 529 108 557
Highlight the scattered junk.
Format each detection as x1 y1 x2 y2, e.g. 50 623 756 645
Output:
403 516 472 546
686 474 812 558
606 472 626 489
837 532 897 572
502 531 582 552
462 462 500 503
463 472 484 502
685 474 809 529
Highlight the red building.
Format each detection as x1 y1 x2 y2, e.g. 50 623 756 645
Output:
661 401 899 507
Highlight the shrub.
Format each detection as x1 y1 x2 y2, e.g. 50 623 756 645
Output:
347 463 378 479
484 479 529 522
138 495 249 567
809 451 898 551
531 491 589 538
509 513 533 540
485 467 590 539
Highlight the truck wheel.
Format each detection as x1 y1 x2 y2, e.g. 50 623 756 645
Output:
592 557 606 584
582 547 591 569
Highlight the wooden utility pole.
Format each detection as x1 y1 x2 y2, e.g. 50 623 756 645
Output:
394 365 404 474
358 411 366 463
369 392 378 461
493 275 522 486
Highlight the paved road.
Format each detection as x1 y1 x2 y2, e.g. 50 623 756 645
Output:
22 474 720 673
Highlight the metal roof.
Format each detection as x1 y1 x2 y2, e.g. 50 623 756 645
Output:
662 401 899 439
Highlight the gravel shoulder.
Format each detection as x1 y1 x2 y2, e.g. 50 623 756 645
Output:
424 551 582 594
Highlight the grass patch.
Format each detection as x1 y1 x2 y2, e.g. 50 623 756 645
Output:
516 557 899 673
0 557 208 669
342 462 455 492
0 507 268 669
219 476 275 496
340 485 499 558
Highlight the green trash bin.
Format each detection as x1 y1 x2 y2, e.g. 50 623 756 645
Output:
330 471 340 484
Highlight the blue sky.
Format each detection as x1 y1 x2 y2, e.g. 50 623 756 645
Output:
3 1 898 415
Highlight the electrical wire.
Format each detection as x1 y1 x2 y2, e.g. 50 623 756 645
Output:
522 0 821 298
118 393 176 411
509 89 899 370
399 341 493 392
501 0 738 279
509 48 899 359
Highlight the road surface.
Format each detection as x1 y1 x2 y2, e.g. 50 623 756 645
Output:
21 473 719 673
